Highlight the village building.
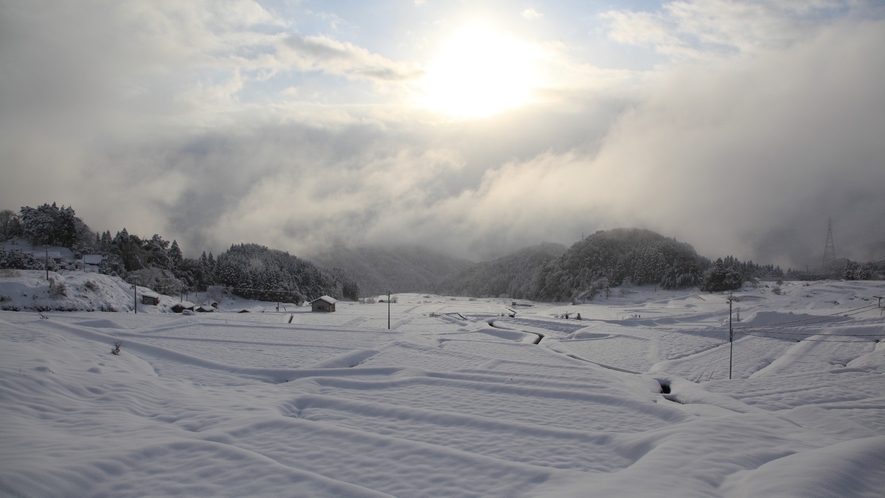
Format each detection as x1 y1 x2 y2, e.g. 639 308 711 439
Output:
81 254 103 272
141 290 160 306
310 296 337 312
171 301 195 313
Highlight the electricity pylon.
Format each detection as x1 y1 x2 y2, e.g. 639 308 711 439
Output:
822 218 836 269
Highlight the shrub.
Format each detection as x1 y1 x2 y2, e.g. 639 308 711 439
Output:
49 279 67 299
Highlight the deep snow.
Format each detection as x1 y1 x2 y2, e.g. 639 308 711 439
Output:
1 272 884 497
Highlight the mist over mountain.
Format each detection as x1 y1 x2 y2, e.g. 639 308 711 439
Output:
435 242 567 299
305 245 473 297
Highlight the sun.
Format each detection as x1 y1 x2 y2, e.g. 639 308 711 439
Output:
419 22 542 118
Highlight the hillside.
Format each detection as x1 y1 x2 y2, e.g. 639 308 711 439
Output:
532 228 707 301
306 245 473 296
215 244 359 302
0 270 177 313
435 242 567 298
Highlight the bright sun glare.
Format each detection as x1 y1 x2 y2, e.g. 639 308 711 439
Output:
420 22 542 118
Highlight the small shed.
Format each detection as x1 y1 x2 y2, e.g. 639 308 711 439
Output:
310 295 337 312
141 290 160 306
196 304 215 313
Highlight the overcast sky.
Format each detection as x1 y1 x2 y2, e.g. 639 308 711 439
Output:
2 0 884 267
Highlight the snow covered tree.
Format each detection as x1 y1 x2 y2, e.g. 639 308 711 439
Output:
0 210 21 241
700 258 743 292
167 240 183 267
17 203 91 248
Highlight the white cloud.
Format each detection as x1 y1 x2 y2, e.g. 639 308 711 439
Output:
522 8 543 20
282 34 423 82
602 0 880 60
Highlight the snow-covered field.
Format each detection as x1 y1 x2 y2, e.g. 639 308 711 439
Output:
1 273 884 497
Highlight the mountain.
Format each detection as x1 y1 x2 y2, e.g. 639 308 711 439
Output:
306 245 473 296
531 228 706 301
435 242 567 298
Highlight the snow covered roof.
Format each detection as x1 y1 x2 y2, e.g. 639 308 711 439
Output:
83 255 103 265
141 290 160 298
310 295 337 305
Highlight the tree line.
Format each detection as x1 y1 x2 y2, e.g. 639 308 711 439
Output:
0 204 358 303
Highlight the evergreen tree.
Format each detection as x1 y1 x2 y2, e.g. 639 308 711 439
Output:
168 240 183 267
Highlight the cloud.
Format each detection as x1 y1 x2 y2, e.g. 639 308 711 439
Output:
1 0 883 270
602 0 883 59
283 34 423 82
522 8 544 20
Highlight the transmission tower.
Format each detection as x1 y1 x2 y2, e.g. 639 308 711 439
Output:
822 218 836 268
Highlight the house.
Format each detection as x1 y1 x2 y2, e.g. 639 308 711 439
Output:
310 295 337 312
171 301 195 313
141 290 160 306
82 254 103 272
196 304 215 313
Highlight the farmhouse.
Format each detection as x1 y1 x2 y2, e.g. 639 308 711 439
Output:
310 295 337 312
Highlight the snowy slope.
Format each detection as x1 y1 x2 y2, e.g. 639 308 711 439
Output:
1 279 883 497
0 270 189 313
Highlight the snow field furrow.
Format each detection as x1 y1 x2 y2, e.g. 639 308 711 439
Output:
3 437 396 498
307 375 686 433
205 416 564 497
719 435 885 498
654 335 795 380
283 393 632 472
133 334 355 369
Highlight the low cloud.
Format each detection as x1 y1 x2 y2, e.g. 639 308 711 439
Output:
2 1 883 270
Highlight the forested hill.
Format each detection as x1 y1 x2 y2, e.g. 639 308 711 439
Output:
435 230 708 301
0 203 359 303
434 243 567 299
215 244 359 303
531 228 707 301
306 245 473 296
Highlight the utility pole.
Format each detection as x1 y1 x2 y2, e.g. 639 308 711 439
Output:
45 246 49 281
387 291 391 330
727 295 733 379
132 284 137 314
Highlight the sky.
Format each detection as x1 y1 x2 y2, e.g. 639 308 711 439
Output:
1 0 884 268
